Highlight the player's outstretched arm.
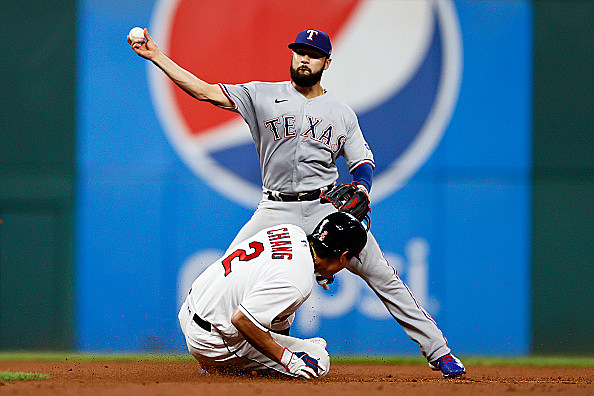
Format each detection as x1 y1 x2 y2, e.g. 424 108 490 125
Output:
231 309 285 363
127 29 232 108
231 309 321 378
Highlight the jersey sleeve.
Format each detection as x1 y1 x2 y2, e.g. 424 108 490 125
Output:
238 280 306 332
341 109 375 172
219 82 258 132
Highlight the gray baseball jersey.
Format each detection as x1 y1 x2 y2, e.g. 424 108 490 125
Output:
220 81 374 193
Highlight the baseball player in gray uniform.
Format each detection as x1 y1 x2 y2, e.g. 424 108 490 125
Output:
179 212 367 378
129 27 465 377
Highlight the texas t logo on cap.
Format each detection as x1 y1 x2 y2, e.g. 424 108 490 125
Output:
306 30 318 40
289 28 332 57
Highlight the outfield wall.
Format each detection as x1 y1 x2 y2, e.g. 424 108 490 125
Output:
0 1 76 350
531 0 594 354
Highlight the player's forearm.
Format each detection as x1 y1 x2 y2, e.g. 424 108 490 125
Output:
150 51 230 106
231 309 285 364
351 162 373 192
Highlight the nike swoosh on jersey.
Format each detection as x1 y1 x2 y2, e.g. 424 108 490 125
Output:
275 99 288 103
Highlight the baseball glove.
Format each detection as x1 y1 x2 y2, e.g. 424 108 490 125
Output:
320 184 370 229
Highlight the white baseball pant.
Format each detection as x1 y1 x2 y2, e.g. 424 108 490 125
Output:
178 297 330 377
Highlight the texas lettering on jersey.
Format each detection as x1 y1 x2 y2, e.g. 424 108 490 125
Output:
264 115 346 154
221 81 374 194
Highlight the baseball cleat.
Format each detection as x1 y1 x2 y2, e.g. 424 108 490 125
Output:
306 337 328 349
429 353 466 378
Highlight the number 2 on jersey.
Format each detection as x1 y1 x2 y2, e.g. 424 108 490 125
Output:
222 241 264 276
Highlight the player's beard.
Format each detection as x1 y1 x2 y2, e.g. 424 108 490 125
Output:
290 64 324 87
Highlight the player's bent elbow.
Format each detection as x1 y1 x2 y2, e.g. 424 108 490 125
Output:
230 308 245 328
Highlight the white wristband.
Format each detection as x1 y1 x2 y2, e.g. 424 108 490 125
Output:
355 183 369 196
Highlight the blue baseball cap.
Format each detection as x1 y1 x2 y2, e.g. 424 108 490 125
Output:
288 29 332 58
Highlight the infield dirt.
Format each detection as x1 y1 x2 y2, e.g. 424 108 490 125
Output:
0 360 592 395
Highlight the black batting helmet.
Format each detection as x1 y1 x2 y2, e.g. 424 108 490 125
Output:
309 212 367 259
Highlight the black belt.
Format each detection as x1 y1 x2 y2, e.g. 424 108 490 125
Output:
193 313 212 332
267 185 333 202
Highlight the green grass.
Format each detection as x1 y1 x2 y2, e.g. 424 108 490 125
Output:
0 371 50 381
0 352 592 368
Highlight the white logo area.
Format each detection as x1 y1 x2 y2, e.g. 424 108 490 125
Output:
176 238 439 335
149 0 462 208
306 30 319 41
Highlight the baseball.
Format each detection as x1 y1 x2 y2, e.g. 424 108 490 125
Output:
128 27 145 43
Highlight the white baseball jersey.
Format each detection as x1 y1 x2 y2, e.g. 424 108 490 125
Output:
187 224 314 343
220 81 374 193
